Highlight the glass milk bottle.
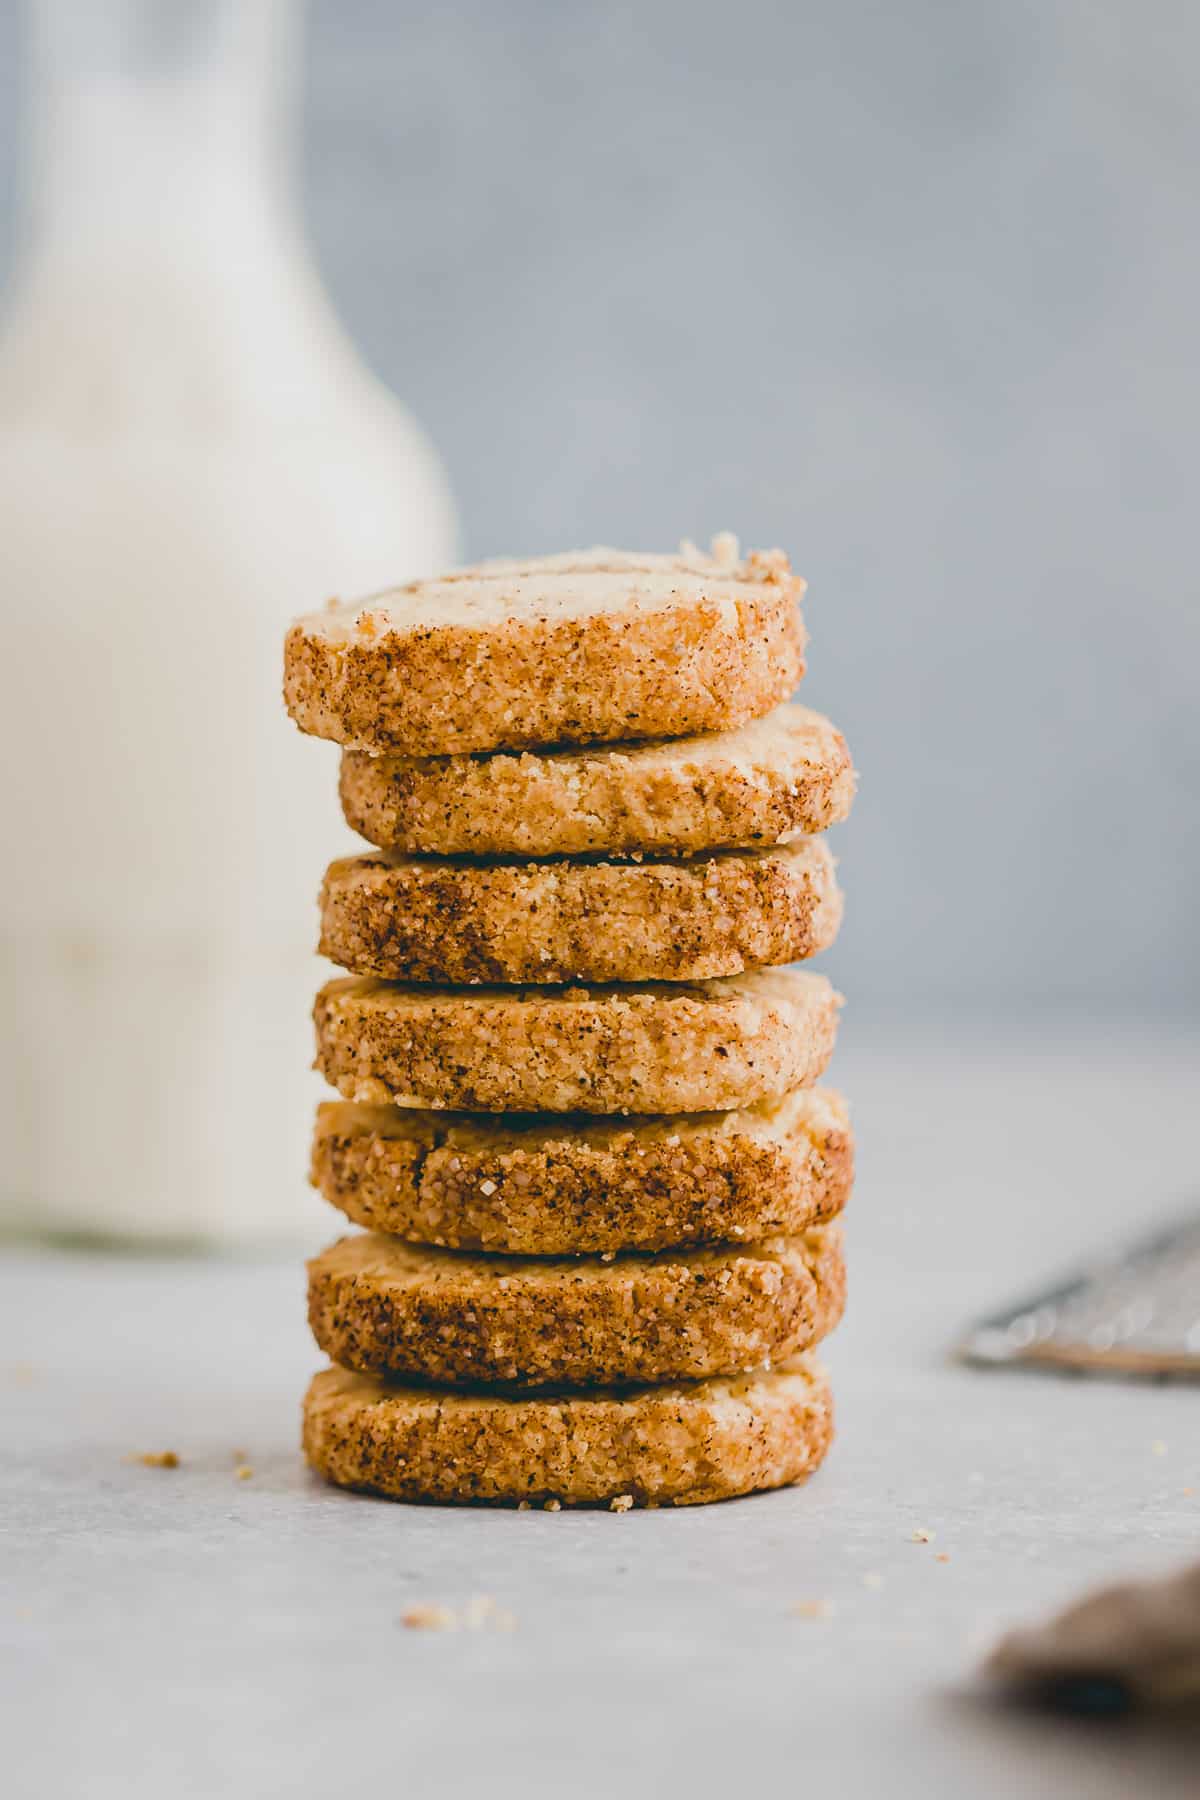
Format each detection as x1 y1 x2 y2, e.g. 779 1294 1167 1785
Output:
0 0 457 1243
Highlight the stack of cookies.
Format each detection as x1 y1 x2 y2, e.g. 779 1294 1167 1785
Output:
283 537 856 1509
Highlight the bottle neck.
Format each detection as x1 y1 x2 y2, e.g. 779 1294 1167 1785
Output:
0 0 365 424
20 0 301 281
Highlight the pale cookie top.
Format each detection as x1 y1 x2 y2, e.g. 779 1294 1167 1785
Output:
307 541 800 643
313 1085 851 1157
312 1224 834 1292
309 1353 829 1414
340 703 856 856
324 966 829 1011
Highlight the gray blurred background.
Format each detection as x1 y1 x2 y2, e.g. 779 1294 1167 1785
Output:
2 0 1196 1027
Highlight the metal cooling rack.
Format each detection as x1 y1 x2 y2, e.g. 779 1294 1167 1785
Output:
959 1210 1200 1378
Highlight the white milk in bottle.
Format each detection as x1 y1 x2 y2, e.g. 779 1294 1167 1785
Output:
0 0 457 1242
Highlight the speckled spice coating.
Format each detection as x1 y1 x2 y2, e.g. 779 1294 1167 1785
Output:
339 704 855 858
317 838 842 985
313 969 841 1114
301 1355 834 1507
310 1088 854 1254
306 1225 845 1388
283 544 805 755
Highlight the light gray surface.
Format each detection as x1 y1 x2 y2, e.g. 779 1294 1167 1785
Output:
1 0 1199 1024
4 1032 1199 1798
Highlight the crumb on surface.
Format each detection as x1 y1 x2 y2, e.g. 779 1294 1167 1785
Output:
400 1597 515 1633
543 1498 562 1513
463 1594 516 1632
462 1595 493 1630
1151 1440 1168 1456
401 1604 457 1632
137 1450 180 1469
235 1464 254 1481
792 1599 833 1620
935 1552 950 1564
911 1528 935 1544
610 1494 634 1513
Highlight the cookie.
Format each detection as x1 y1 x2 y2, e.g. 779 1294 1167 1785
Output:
317 838 842 986
340 705 855 858
302 1354 834 1508
306 1224 844 1388
310 1087 853 1254
313 969 841 1114
284 539 805 755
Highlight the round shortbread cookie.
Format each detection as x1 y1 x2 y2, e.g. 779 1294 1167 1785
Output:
284 541 805 755
306 1225 845 1388
340 705 855 858
313 969 841 1114
310 1087 854 1254
317 838 842 986
302 1355 834 1508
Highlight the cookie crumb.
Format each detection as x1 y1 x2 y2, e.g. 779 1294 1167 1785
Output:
517 1500 531 1511
462 1594 494 1630
463 1594 516 1632
610 1494 634 1513
1151 1440 1168 1456
935 1552 951 1564
911 1528 935 1544
746 547 791 580
543 1498 562 1513
792 1599 833 1620
137 1450 179 1469
862 1571 884 1590
401 1604 456 1632
235 1464 254 1481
